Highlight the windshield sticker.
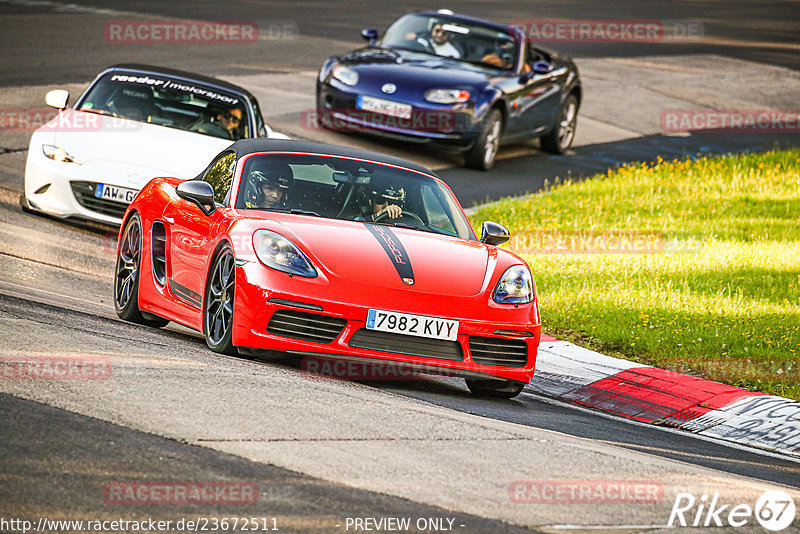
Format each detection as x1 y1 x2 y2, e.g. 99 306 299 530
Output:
108 74 239 105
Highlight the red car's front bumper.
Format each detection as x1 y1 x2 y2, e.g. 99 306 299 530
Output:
231 262 539 384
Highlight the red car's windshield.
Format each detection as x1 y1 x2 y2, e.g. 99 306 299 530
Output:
235 153 474 240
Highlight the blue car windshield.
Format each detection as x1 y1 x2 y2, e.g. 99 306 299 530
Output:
236 153 475 240
380 14 518 70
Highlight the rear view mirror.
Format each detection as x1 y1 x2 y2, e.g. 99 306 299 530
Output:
333 172 370 185
45 89 69 110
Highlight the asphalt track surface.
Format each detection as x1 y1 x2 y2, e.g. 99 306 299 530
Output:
0 0 799 86
1 0 800 531
0 392 538 533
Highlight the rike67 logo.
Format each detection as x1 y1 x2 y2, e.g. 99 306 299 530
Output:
669 490 796 531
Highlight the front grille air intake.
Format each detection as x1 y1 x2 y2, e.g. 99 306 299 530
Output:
349 329 463 361
266 309 347 344
70 181 128 219
469 336 528 367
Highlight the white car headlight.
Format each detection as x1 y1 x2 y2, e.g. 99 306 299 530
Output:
253 230 317 278
424 89 470 104
42 144 81 164
331 65 359 86
493 265 534 304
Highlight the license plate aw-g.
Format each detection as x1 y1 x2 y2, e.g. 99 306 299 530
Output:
366 309 459 341
95 183 137 204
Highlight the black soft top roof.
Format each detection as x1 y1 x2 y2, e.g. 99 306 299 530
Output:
108 63 257 101
229 138 437 177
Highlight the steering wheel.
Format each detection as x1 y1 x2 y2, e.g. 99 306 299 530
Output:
404 35 435 54
189 121 232 140
373 210 425 225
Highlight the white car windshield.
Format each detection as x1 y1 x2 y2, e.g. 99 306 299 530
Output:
75 71 249 140
235 153 474 240
380 14 518 70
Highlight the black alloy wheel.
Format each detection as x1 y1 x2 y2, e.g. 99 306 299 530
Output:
204 245 237 355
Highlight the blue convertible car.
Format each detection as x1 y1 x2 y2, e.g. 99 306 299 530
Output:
316 10 581 170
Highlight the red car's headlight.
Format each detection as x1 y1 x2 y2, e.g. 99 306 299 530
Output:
253 229 317 278
493 265 534 304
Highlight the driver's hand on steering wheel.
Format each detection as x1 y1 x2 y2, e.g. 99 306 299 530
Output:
376 204 403 219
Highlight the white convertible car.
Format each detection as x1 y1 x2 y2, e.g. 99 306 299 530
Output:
22 64 288 225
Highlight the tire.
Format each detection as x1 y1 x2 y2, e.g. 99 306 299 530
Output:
465 377 525 399
541 93 578 154
204 244 237 355
114 213 169 327
465 108 502 171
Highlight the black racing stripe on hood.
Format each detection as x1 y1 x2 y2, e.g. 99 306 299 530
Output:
365 223 414 284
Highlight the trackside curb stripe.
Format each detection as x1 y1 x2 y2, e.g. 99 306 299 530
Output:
532 338 800 457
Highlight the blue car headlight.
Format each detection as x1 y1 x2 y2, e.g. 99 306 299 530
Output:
253 230 317 278
424 89 470 104
493 265 534 304
331 65 359 86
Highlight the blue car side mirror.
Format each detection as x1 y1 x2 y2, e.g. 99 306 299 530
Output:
361 28 379 45
532 60 554 74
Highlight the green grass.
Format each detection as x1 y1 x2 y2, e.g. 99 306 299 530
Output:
470 150 800 399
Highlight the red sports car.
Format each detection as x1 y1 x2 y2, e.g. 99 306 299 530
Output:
114 139 540 398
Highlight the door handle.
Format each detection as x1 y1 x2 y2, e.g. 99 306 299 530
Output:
164 216 175 224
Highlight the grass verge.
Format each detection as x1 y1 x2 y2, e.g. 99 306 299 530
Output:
470 150 800 400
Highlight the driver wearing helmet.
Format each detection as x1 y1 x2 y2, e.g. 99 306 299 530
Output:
367 185 405 221
244 162 294 209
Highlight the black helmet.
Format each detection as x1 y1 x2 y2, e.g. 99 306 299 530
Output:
371 184 405 205
245 162 294 207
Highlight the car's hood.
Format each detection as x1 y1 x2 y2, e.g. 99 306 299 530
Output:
275 217 489 297
340 47 495 89
48 109 233 182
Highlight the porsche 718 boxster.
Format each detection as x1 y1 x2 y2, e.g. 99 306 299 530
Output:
317 10 581 170
114 139 540 398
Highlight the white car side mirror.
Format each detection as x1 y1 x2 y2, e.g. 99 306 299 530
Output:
45 89 69 110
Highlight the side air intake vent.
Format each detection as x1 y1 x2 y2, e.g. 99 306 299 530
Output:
151 221 166 287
